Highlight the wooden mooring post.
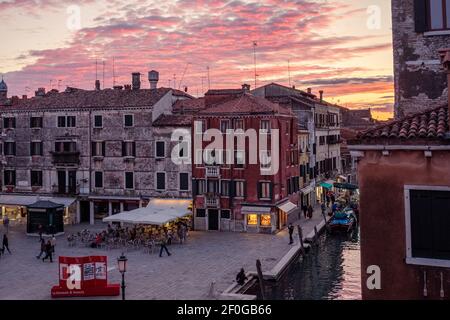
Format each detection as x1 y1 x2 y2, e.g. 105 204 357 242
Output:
297 225 305 254
256 259 266 300
314 226 318 243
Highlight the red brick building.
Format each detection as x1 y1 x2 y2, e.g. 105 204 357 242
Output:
348 49 450 300
189 87 300 233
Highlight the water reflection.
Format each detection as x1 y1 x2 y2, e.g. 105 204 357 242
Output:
261 230 361 300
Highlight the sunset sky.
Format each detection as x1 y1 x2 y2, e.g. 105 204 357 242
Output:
0 0 393 119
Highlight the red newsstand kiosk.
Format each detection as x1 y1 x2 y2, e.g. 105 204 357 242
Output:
51 256 120 298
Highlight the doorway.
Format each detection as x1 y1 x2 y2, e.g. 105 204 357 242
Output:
208 209 219 231
79 201 90 223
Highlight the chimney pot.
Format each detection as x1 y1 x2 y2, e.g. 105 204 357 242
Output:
319 90 324 102
307 88 312 94
132 72 141 90
148 70 159 90
95 80 101 91
242 84 251 92
22 95 27 100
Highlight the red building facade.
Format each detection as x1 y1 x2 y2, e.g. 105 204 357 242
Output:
190 89 301 233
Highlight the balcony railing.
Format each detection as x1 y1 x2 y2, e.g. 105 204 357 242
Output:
51 151 80 165
52 184 80 195
205 195 220 207
205 166 220 178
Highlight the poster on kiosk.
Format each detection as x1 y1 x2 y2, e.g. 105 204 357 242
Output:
51 256 120 298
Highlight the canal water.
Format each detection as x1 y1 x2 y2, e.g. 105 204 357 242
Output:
251 229 361 300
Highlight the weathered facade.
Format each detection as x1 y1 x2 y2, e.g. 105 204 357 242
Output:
392 0 450 118
0 73 193 225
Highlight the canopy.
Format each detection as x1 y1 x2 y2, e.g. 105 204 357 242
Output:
0 195 76 208
333 183 358 190
103 198 192 226
241 206 271 214
319 182 333 189
277 201 298 215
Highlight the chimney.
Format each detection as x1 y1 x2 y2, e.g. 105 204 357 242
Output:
11 96 19 105
113 85 123 90
95 80 101 91
132 73 141 90
35 87 46 97
242 83 251 92
307 88 312 95
148 70 159 90
124 84 132 91
319 90 324 102
22 95 27 100
184 86 188 93
439 48 450 130
292 85 296 90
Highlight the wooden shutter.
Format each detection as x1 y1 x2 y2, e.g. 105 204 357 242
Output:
102 142 106 156
192 179 198 197
414 0 428 32
122 141 126 156
229 180 235 198
257 182 262 199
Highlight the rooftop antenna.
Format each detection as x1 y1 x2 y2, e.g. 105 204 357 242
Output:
102 60 105 90
207 66 211 90
95 59 98 89
288 60 291 87
173 74 176 89
201 76 206 94
253 41 258 88
113 57 116 87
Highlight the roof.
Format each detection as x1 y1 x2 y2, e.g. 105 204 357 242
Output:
198 93 293 116
173 97 206 113
353 105 449 145
152 114 192 127
27 200 64 209
205 89 245 96
0 87 173 110
0 78 7 92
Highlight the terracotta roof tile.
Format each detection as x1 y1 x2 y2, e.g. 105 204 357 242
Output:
152 114 192 127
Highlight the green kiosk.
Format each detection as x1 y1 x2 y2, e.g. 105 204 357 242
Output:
26 200 65 235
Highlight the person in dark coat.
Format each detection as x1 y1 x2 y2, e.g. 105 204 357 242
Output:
159 235 171 257
236 268 248 286
307 205 314 219
36 238 45 259
37 224 44 241
2 234 11 254
302 205 308 219
288 223 294 245
42 240 53 262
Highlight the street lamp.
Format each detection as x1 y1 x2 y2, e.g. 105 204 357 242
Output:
117 253 128 300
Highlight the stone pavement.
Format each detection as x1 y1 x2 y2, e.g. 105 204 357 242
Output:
0 206 326 300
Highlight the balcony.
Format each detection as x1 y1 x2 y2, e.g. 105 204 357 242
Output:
52 184 80 195
51 151 80 165
205 194 220 207
205 166 220 178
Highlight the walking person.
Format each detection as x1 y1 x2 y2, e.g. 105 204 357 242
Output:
3 216 9 234
2 234 11 254
302 205 308 219
288 223 294 245
50 234 56 253
159 235 171 257
36 238 45 259
42 240 53 263
37 224 44 241
307 205 314 219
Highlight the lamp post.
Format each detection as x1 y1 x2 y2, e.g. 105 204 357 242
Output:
117 253 128 300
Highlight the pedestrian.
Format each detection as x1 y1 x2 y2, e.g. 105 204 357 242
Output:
331 193 336 205
236 268 248 286
177 225 183 244
36 238 45 259
307 205 314 219
302 205 308 219
50 234 56 253
37 224 44 241
288 223 294 245
3 216 9 234
321 202 327 215
159 235 171 257
42 240 53 263
2 234 11 254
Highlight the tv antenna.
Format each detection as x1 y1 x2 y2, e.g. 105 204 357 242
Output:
207 66 211 90
253 41 258 88
113 57 116 86
288 60 291 87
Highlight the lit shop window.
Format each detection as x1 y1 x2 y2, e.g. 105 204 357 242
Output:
247 214 258 226
260 214 271 227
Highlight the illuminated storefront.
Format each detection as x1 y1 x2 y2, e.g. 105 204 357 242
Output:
241 206 276 233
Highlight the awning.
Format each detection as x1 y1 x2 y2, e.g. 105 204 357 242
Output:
277 201 298 215
319 182 333 189
0 195 76 208
301 184 313 194
103 198 192 225
334 182 358 190
241 206 271 214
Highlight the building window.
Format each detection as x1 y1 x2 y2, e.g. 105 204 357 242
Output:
407 189 450 264
92 141 106 157
197 179 206 194
247 214 258 225
258 182 272 199
179 173 189 191
427 0 450 30
122 141 136 157
196 209 206 218
260 119 271 133
94 171 103 188
260 150 271 169
30 117 43 128
3 117 16 129
125 172 134 189
195 119 206 133
124 114 134 127
234 119 244 130
221 180 230 197
4 170 16 186
4 142 16 156
234 150 245 168
207 180 219 193
156 172 166 190
260 214 271 227
57 116 76 128
94 115 103 128
31 170 43 187
30 142 43 156
235 181 245 198
220 120 230 133
221 210 231 219
155 141 165 158
55 141 77 153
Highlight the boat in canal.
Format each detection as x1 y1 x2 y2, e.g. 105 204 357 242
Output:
327 208 357 234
